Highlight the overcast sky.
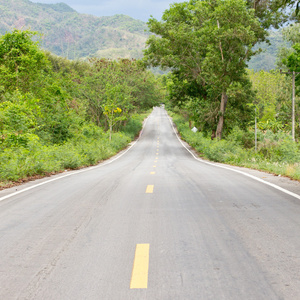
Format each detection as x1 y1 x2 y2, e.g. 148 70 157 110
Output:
30 0 184 22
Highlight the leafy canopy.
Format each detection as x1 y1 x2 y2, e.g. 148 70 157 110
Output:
144 0 266 138
0 29 50 94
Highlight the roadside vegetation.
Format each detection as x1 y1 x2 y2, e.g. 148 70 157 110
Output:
165 26 300 179
0 30 164 187
172 113 300 180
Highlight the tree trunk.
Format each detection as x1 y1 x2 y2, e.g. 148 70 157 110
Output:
216 92 228 140
109 123 112 141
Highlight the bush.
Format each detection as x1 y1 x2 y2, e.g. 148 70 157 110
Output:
172 112 300 180
0 114 146 184
257 130 300 163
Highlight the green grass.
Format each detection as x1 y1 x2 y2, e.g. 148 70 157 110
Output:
171 113 300 181
0 113 148 186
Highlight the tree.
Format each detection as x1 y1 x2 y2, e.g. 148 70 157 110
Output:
75 58 161 128
280 0 300 15
248 70 292 129
0 30 50 94
277 23 300 70
103 84 128 141
144 0 265 138
284 43 300 95
246 0 291 29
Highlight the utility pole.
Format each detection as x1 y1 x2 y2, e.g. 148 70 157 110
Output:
280 69 300 141
255 107 257 152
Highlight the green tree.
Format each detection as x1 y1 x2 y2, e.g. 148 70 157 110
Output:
246 0 291 29
103 84 128 141
248 70 292 130
284 43 300 95
0 30 50 94
145 0 265 138
77 58 161 127
277 23 300 69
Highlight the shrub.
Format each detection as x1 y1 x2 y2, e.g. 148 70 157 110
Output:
171 112 300 180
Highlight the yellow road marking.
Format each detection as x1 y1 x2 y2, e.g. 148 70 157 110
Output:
154 161 157 163
153 165 156 168
150 172 155 175
130 244 150 289
156 153 159 155
156 157 158 159
146 185 154 193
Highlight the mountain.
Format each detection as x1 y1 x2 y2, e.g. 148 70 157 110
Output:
0 0 288 69
0 0 148 59
248 30 289 71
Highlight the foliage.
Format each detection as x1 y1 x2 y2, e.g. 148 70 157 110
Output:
0 29 164 185
283 43 300 95
0 124 138 182
103 84 128 140
145 0 265 138
277 23 300 70
281 23 300 45
248 69 292 122
246 0 291 29
279 0 300 15
0 29 50 93
172 113 300 180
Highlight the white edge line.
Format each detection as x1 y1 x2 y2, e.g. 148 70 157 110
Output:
0 113 152 202
166 112 300 201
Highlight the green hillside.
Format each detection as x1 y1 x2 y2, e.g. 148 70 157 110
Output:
0 0 148 59
0 0 290 68
248 30 290 71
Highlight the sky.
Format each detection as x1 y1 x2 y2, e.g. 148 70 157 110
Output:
30 0 183 22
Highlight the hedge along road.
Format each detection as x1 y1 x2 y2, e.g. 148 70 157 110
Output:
1 107 300 299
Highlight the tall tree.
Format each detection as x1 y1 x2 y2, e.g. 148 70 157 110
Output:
145 0 265 138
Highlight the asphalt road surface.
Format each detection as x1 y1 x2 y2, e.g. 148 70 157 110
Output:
1 107 300 300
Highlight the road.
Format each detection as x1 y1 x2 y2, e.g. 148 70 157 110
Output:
1 107 300 299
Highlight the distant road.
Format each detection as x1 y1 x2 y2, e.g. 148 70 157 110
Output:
1 107 300 299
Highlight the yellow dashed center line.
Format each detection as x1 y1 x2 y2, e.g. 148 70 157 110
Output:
146 185 154 193
130 244 150 289
150 172 155 175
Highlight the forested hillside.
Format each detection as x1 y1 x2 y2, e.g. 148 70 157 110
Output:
0 0 289 66
248 30 288 71
0 0 148 59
